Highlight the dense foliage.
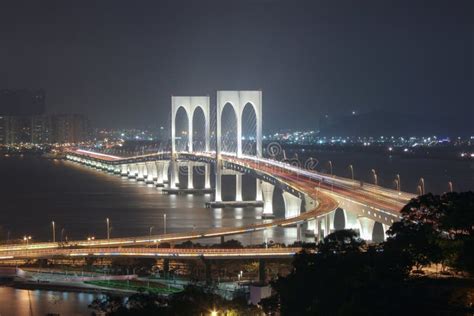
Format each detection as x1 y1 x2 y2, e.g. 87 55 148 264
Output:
90 285 261 315
263 191 474 315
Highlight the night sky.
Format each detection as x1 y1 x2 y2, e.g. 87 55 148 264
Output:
1 0 472 133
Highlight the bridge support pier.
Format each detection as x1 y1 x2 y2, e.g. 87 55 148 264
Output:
261 181 275 218
282 192 302 219
113 165 121 174
120 164 128 176
169 157 179 189
304 195 318 232
128 164 138 179
358 217 375 241
315 215 331 242
187 162 194 189
343 209 360 230
235 173 242 201
215 159 222 202
256 179 263 201
325 213 331 237
204 164 211 189
145 162 156 184
155 162 164 187
297 223 302 242
137 163 146 181
162 161 169 184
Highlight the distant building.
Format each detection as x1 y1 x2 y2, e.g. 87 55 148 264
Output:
31 115 52 144
51 114 89 144
0 89 45 116
0 116 5 144
0 116 31 144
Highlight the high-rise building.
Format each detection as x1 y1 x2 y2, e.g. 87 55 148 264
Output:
51 114 89 144
31 116 52 144
0 116 6 144
0 89 46 144
0 116 31 144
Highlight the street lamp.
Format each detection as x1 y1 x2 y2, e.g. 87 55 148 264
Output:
328 161 333 176
23 235 32 246
371 169 378 185
51 221 56 243
419 178 425 195
106 218 110 240
163 214 167 235
149 226 154 240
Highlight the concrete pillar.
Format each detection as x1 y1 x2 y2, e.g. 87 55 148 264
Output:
114 165 121 174
145 162 155 184
305 195 317 231
137 163 146 181
261 181 275 217
316 217 323 242
382 224 390 241
162 161 169 183
256 179 263 201
169 158 179 188
358 217 375 241
325 213 331 237
235 173 242 201
282 192 302 219
129 164 138 179
343 209 359 230
204 164 211 189
215 160 222 202
187 162 194 189
297 223 302 241
155 162 164 187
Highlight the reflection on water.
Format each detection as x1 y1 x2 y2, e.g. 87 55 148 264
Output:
0 286 98 315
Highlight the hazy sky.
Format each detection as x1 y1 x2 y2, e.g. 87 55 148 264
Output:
1 0 472 132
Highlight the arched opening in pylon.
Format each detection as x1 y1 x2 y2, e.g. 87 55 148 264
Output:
241 102 257 156
174 106 189 152
192 106 206 152
221 102 238 155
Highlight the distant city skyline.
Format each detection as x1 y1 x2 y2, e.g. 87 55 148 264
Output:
1 0 472 133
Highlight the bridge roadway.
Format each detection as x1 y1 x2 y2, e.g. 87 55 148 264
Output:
0 247 301 261
0 150 413 259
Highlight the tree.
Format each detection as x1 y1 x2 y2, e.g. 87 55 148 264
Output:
89 295 124 315
386 192 474 273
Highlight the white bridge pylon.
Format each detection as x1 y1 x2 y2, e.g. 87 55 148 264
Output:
215 90 263 202
171 96 210 188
